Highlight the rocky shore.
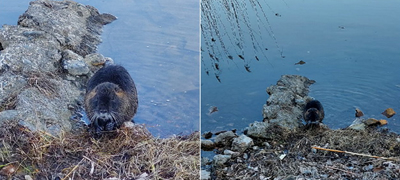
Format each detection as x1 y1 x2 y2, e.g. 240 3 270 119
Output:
201 75 400 179
0 1 199 179
0 0 116 135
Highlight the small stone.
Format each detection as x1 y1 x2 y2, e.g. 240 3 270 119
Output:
214 131 236 146
202 131 213 139
348 122 366 130
243 153 248 159
379 119 388 125
213 154 231 166
382 108 396 118
263 142 272 149
223 149 235 155
84 53 106 66
311 148 317 153
201 157 211 166
299 166 312 175
62 50 89 75
201 140 215 151
25 175 33 180
355 108 364 117
231 134 254 153
320 174 328 179
63 59 90 76
122 121 135 129
279 154 286 160
364 118 380 126
200 170 211 180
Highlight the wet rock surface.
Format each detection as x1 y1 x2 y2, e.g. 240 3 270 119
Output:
0 0 116 135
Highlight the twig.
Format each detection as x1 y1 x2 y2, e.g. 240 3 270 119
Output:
62 158 83 180
326 166 359 177
311 146 399 161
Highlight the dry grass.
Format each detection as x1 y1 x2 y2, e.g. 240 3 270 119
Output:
0 94 17 112
210 125 400 179
0 121 200 179
27 73 59 97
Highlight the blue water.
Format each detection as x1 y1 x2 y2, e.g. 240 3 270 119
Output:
0 0 200 138
201 0 400 136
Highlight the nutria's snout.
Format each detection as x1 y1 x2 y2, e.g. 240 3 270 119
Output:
303 100 324 124
84 64 138 136
91 110 116 132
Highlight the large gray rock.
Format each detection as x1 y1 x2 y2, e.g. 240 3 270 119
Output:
0 25 61 74
246 121 270 139
261 75 315 129
0 0 115 135
18 0 116 56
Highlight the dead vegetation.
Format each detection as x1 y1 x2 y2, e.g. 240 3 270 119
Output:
209 125 400 179
0 121 200 179
27 73 59 97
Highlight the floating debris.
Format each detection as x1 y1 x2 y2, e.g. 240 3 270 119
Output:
255 56 259 61
355 108 364 117
265 48 268 50
295 60 306 65
209 106 218 114
205 70 209 75
382 108 396 118
275 13 281 17
338 26 345 29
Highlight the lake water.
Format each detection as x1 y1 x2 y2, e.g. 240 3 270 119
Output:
0 0 200 138
201 0 400 138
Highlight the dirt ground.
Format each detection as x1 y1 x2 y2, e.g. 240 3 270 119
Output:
203 125 400 179
0 121 199 180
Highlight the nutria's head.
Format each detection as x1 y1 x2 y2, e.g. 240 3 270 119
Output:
305 108 320 124
85 82 127 135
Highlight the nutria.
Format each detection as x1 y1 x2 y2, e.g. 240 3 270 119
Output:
84 64 138 135
303 100 324 124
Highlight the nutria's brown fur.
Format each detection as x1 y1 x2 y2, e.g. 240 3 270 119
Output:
303 100 324 124
84 64 138 135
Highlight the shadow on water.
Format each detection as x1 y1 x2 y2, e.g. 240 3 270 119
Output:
201 0 284 82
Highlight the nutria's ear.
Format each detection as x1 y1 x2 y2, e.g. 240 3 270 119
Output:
86 90 97 100
115 91 125 98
